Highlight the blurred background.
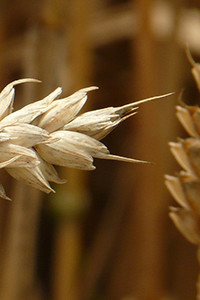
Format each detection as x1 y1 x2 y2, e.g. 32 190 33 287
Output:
0 0 199 299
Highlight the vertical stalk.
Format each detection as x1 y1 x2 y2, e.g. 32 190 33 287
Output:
0 29 43 300
197 247 200 300
131 1 164 298
50 1 94 300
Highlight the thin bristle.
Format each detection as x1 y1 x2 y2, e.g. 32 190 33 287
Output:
130 92 175 107
101 154 151 164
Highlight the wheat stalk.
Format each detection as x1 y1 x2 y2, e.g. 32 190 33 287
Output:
165 50 200 300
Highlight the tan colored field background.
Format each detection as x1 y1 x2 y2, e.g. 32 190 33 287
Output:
0 1 199 299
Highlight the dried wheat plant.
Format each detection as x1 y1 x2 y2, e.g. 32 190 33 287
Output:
165 50 200 300
0 79 172 200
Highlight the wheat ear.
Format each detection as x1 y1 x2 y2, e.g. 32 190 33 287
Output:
165 50 200 300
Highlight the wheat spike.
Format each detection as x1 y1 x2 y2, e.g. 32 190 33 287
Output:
166 51 200 300
0 79 172 200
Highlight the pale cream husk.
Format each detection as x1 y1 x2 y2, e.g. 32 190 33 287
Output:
0 78 173 200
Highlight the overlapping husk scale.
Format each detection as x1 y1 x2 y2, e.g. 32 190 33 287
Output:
165 51 200 300
0 78 172 200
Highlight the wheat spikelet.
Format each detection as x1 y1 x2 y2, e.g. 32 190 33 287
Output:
0 79 173 200
165 50 200 300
